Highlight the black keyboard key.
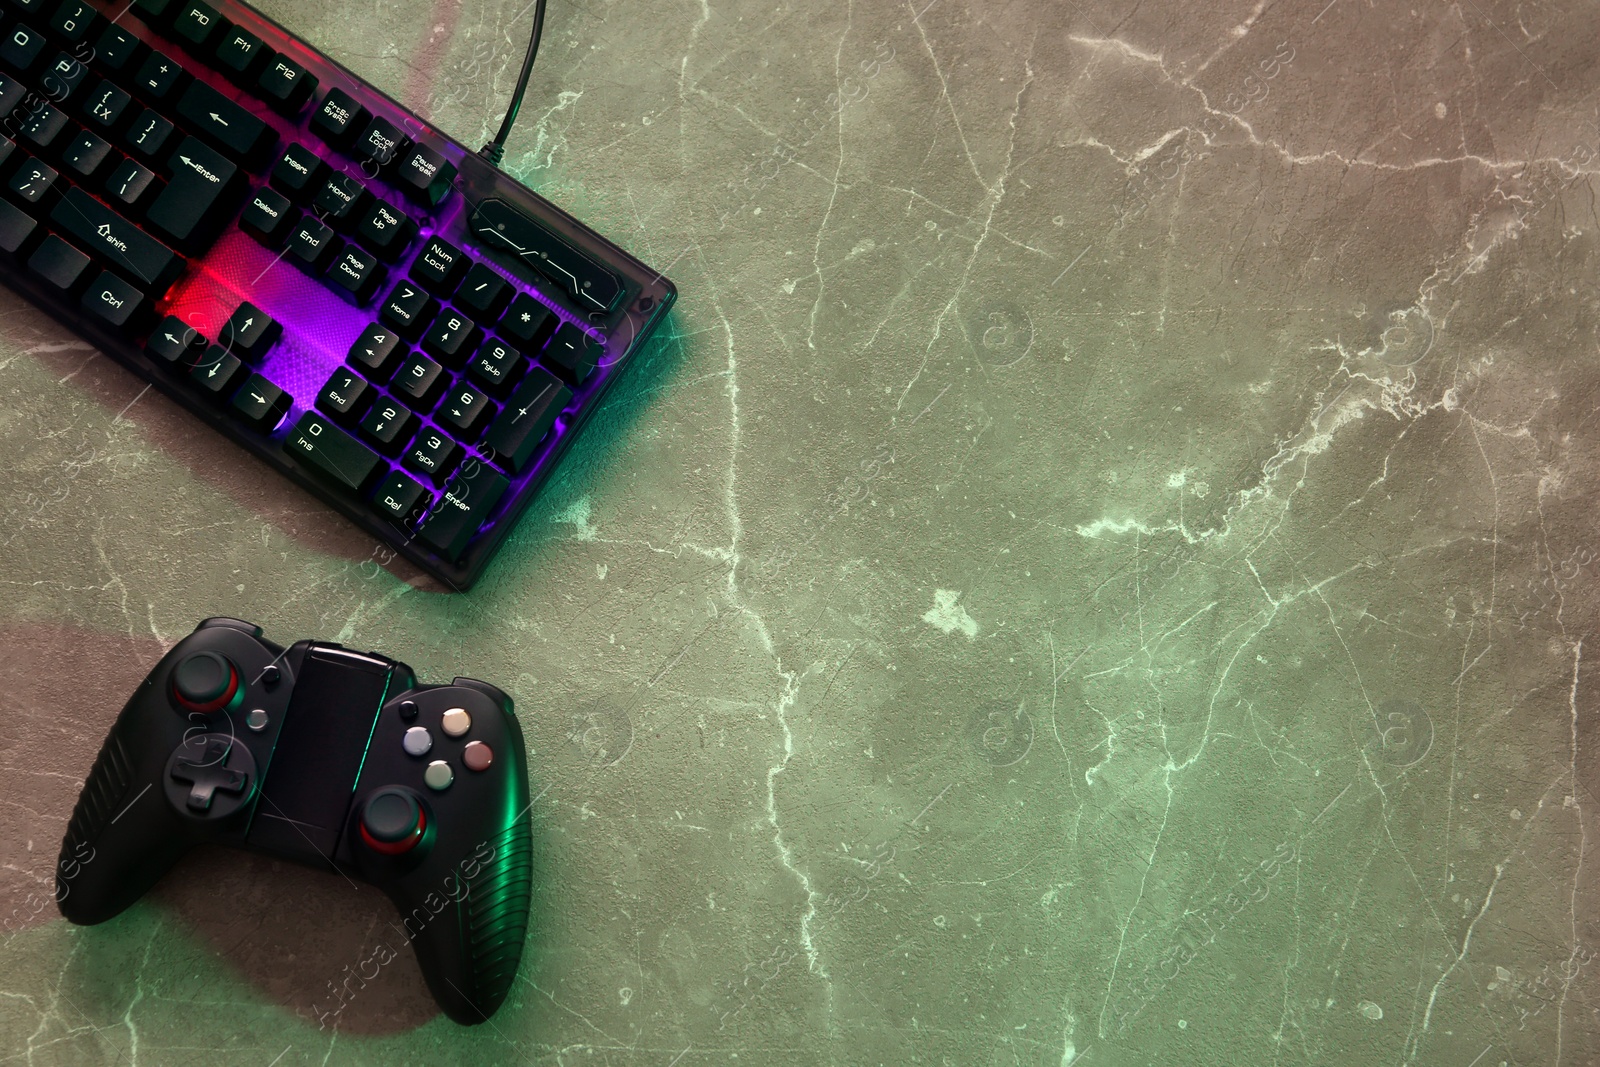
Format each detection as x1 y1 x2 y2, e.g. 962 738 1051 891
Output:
213 25 265 83
27 233 89 291
0 196 36 254
499 292 555 350
0 134 13 170
40 52 87 101
466 338 521 395
79 269 142 327
359 396 416 453
347 322 400 379
144 314 203 367
0 73 25 118
418 461 509 560
542 321 601 383
59 129 112 177
421 309 478 364
48 1 99 43
484 366 569 473
256 53 315 114
312 172 365 226
2 23 47 72
469 198 624 313
310 87 367 148
7 156 57 204
104 158 157 206
391 351 443 407
325 243 383 302
175 78 276 168
402 427 457 481
133 50 184 101
147 136 240 250
229 372 289 432
356 199 413 260
287 411 381 493
453 262 510 319
172 1 223 49
394 142 455 206
239 185 292 243
316 365 369 421
269 142 322 200
188 345 246 398
411 237 467 294
352 115 406 167
91 24 142 74
219 301 279 360
131 0 176 21
287 214 335 268
378 280 434 337
371 469 428 522
82 80 131 129
435 383 492 439
19 103 68 149
51 187 183 289
124 108 174 158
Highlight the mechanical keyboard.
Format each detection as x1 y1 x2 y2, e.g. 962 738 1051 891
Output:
0 0 676 589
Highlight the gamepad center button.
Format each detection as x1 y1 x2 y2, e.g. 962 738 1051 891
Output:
359 788 426 855
171 738 251 812
170 651 241 714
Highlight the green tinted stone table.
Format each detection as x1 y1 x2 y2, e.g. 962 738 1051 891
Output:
2 0 1597 1063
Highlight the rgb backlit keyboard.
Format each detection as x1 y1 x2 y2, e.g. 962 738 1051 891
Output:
0 0 676 588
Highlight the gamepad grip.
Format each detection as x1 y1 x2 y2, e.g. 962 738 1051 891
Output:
56 618 534 1025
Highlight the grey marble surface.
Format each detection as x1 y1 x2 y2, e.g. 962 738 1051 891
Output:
3 0 1600 1063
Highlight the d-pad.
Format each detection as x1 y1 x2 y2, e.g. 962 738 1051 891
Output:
171 738 250 811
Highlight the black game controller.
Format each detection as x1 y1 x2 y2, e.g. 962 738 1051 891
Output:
55 618 533 1025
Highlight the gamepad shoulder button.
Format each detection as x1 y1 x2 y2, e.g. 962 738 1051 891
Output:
359 788 427 854
440 707 471 737
197 617 263 637
171 651 242 714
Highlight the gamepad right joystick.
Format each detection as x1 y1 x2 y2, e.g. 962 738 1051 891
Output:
359 788 428 855
56 619 534 1025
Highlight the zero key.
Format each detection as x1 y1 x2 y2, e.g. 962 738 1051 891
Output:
286 411 382 493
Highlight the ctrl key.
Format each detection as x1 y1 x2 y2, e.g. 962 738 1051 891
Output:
80 270 144 328
286 411 382 494
230 373 290 433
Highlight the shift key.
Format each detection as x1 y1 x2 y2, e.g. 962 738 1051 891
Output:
418 461 509 560
146 136 243 251
286 411 382 493
50 188 183 290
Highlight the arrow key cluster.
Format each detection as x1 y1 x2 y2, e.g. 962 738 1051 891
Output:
143 313 289 432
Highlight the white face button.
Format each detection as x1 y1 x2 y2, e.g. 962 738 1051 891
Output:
402 726 433 757
440 707 471 738
424 760 454 791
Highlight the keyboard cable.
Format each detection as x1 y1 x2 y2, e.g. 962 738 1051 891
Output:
478 0 548 167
